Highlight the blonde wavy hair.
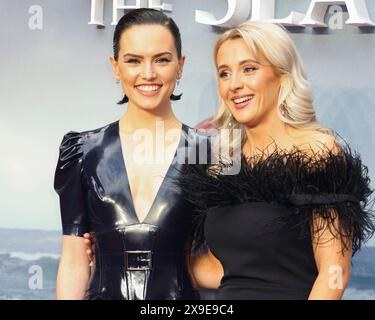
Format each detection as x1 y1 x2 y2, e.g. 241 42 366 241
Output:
213 21 329 155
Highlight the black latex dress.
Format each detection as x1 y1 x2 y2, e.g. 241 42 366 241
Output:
178 146 375 300
54 121 211 300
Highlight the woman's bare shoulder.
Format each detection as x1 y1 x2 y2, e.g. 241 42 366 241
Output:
292 129 340 155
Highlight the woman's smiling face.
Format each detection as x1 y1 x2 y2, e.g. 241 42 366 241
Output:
111 24 185 111
216 37 281 128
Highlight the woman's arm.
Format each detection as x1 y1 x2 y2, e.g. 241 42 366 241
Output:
56 235 91 300
308 214 351 300
187 249 224 289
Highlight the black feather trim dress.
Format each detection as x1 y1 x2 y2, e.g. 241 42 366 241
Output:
178 145 375 300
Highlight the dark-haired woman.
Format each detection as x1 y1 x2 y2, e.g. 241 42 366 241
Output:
54 8 210 300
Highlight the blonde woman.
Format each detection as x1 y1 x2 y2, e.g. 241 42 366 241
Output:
179 21 374 300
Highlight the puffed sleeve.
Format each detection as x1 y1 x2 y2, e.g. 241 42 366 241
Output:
54 131 90 236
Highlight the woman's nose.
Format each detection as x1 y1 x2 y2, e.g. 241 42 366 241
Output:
229 74 244 92
142 63 156 80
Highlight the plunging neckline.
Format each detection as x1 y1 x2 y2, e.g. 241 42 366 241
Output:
117 120 186 224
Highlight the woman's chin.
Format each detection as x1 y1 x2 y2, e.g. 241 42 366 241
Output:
133 102 163 112
232 114 256 126
131 97 172 112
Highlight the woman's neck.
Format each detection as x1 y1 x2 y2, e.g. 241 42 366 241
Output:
120 102 180 133
243 114 296 156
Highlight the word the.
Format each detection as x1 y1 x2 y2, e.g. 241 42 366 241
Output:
89 0 375 28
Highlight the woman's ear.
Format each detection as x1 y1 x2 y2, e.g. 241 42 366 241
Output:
279 74 293 101
109 56 120 80
177 55 186 79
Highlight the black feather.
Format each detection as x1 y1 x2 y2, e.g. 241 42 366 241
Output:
177 144 375 255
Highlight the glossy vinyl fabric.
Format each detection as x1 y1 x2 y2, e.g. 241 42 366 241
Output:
54 121 211 300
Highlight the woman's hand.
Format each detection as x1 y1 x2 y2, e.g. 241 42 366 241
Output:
188 249 224 290
83 233 95 267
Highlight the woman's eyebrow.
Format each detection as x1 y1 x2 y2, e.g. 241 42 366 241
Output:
153 52 173 58
239 59 259 65
122 52 173 59
217 59 259 70
123 53 143 59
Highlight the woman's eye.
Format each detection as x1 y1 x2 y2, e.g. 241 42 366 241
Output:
156 58 171 63
244 66 256 73
219 71 230 78
125 59 139 64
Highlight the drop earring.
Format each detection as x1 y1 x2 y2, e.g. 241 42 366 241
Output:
173 78 182 98
228 113 233 127
280 101 288 116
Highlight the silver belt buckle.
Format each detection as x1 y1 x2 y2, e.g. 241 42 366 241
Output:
125 250 152 271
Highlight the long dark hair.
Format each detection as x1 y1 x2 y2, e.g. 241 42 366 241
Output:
113 8 182 104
